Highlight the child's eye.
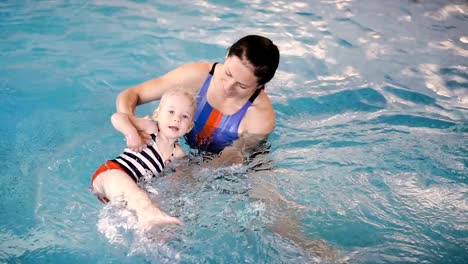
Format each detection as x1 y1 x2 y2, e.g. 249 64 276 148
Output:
182 114 189 119
168 110 175 114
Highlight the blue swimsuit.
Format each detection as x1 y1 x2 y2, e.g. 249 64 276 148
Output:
185 63 261 153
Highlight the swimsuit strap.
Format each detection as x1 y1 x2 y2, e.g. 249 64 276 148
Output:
209 62 218 75
168 140 178 160
197 63 217 100
248 88 262 103
155 128 178 164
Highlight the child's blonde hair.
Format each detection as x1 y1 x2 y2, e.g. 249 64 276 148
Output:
159 89 197 113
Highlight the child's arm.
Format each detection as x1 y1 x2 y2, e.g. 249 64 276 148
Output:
111 113 158 152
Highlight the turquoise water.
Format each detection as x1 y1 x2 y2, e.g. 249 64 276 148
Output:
1 0 467 263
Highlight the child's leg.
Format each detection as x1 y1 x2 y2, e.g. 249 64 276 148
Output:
92 169 181 228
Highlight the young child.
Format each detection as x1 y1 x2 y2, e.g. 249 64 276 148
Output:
90 89 196 230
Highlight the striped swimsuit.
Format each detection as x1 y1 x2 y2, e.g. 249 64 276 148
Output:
113 133 176 183
185 63 262 154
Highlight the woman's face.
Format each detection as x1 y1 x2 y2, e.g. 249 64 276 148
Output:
217 55 260 99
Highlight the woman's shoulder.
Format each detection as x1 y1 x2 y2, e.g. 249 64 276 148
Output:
175 61 214 75
253 89 274 111
165 62 215 91
241 90 275 134
170 62 213 86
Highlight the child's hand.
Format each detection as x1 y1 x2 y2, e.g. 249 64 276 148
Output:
138 130 152 144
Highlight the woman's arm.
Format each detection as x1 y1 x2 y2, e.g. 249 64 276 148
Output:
208 91 276 167
116 62 211 115
115 62 211 150
172 144 186 159
207 133 267 167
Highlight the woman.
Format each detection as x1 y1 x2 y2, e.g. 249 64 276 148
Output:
116 35 280 165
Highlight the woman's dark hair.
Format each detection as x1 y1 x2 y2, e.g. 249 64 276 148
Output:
227 35 280 87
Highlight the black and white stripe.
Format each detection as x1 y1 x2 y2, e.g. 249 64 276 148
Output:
114 134 166 182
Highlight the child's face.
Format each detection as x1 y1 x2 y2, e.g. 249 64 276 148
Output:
154 94 194 139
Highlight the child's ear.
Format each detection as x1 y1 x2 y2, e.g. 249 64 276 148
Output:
152 108 159 120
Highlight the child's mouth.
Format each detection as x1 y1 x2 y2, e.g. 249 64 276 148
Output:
169 126 179 132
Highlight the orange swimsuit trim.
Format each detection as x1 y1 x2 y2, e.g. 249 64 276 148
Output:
90 160 126 203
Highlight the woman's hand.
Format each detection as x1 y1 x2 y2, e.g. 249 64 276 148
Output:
125 130 152 152
112 113 155 152
206 147 243 167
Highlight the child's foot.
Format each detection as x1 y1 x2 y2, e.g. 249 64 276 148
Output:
138 208 182 231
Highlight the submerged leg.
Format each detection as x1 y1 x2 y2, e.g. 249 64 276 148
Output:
92 169 181 229
269 212 338 261
249 170 338 260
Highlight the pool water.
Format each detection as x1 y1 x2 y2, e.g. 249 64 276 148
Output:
1 0 467 263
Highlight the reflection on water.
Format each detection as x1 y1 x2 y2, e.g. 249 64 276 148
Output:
1 0 467 263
